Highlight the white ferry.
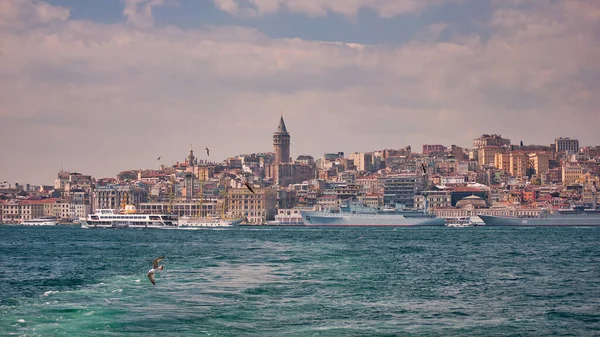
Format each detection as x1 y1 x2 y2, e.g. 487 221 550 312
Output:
80 205 178 229
178 216 244 228
19 217 59 226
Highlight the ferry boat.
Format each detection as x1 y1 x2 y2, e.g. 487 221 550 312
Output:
19 217 59 226
80 205 178 229
178 216 244 228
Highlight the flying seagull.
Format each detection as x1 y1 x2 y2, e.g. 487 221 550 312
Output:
157 156 162 160
242 180 255 195
222 171 256 194
205 147 210 156
147 256 165 286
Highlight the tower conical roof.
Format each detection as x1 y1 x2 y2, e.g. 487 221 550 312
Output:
275 116 288 134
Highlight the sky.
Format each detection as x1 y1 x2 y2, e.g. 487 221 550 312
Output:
1 0 599 185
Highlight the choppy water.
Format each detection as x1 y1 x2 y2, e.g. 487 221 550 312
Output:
1 225 599 336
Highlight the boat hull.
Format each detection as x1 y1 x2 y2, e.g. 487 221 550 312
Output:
178 217 244 228
80 219 175 229
18 220 58 226
479 215 600 226
300 211 445 226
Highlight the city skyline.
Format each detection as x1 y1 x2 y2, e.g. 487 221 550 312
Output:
1 0 599 184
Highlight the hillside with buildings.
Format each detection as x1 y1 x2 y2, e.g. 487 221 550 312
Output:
2 119 599 225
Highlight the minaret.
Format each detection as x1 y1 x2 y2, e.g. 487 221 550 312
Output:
273 112 290 164
187 145 195 165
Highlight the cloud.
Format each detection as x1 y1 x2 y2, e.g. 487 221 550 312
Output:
0 0 69 28
212 0 458 19
122 0 175 28
0 0 599 184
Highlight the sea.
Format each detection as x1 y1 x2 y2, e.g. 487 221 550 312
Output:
1 225 599 336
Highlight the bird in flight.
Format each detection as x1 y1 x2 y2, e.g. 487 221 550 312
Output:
222 171 256 194
421 163 426 174
157 156 162 160
147 256 165 286
205 147 210 156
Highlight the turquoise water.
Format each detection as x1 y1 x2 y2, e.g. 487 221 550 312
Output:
1 226 599 336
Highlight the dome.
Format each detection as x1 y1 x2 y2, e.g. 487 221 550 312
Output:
456 194 487 208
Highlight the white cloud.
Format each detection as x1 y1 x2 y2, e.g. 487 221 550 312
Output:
0 0 599 184
122 0 175 28
212 0 457 18
0 0 69 28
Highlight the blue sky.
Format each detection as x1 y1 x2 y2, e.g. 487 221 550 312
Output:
46 0 493 44
0 0 599 184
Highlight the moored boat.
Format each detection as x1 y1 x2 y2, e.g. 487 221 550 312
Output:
19 217 58 226
178 216 244 228
301 201 445 227
444 216 477 228
479 206 600 226
80 205 178 229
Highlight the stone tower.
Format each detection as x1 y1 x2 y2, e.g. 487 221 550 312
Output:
273 115 290 164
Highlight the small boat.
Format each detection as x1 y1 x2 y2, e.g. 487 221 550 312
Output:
19 217 59 226
178 216 244 228
445 217 476 228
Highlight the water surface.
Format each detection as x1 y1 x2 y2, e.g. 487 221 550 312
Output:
1 226 599 336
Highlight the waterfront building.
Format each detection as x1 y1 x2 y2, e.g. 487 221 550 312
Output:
357 193 384 208
319 152 345 169
473 134 511 149
356 175 383 193
449 186 490 206
422 144 446 155
509 152 529 178
380 174 422 207
434 159 465 175
296 155 314 166
54 171 92 193
227 187 277 224
562 164 584 186
555 137 579 154
414 190 452 211
334 184 362 200
48 202 90 222
478 146 502 167
139 199 220 217
338 171 357 184
494 152 511 172
349 152 373 172
1 199 46 222
316 195 339 209
440 176 467 185
385 156 416 172
274 208 309 225
92 185 148 211
528 152 551 176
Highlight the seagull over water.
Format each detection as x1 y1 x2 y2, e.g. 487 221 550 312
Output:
222 171 256 194
147 256 165 286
